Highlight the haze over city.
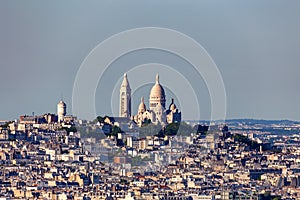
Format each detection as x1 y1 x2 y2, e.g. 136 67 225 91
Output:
1 1 300 121
2 2 300 199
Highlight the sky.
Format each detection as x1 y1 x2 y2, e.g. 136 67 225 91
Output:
1 1 300 121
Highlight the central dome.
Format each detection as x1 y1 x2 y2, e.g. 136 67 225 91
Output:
150 74 165 99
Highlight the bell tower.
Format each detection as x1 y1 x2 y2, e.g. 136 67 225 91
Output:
119 73 131 118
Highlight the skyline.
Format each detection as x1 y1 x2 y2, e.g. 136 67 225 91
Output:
1 1 300 120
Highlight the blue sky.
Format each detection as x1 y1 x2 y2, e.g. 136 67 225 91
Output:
1 1 300 121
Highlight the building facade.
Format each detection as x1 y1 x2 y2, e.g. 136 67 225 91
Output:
57 100 66 122
120 73 181 126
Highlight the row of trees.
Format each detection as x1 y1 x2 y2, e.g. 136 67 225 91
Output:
93 115 210 138
232 133 260 150
139 120 208 137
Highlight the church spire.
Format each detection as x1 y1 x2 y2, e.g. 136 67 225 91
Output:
119 72 131 118
121 73 130 88
156 73 159 84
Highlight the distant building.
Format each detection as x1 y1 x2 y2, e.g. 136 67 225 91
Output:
43 113 58 123
119 73 181 126
19 115 47 124
166 98 182 124
57 100 66 122
119 73 131 118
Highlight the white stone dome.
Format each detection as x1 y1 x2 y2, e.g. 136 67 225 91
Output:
138 97 146 112
169 98 177 111
150 74 165 99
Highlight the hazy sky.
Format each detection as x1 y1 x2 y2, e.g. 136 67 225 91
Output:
1 1 300 121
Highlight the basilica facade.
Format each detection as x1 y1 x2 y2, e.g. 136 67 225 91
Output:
119 73 181 126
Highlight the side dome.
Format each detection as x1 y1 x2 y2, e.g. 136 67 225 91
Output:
58 100 66 107
169 98 177 111
150 74 165 99
138 97 146 112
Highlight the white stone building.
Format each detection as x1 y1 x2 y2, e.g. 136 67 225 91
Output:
119 73 181 126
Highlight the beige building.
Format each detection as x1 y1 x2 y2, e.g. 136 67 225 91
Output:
120 73 181 126
119 73 131 118
57 100 66 122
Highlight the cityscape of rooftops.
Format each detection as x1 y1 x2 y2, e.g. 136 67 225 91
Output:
1 1 300 199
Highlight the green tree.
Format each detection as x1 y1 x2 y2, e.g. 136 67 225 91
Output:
232 134 259 150
96 116 106 124
139 123 163 137
110 125 123 136
177 122 193 136
0 122 10 128
141 119 151 127
165 122 180 136
63 126 77 133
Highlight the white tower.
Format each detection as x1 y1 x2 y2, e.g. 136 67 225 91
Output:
149 74 166 124
119 73 131 118
57 100 66 122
